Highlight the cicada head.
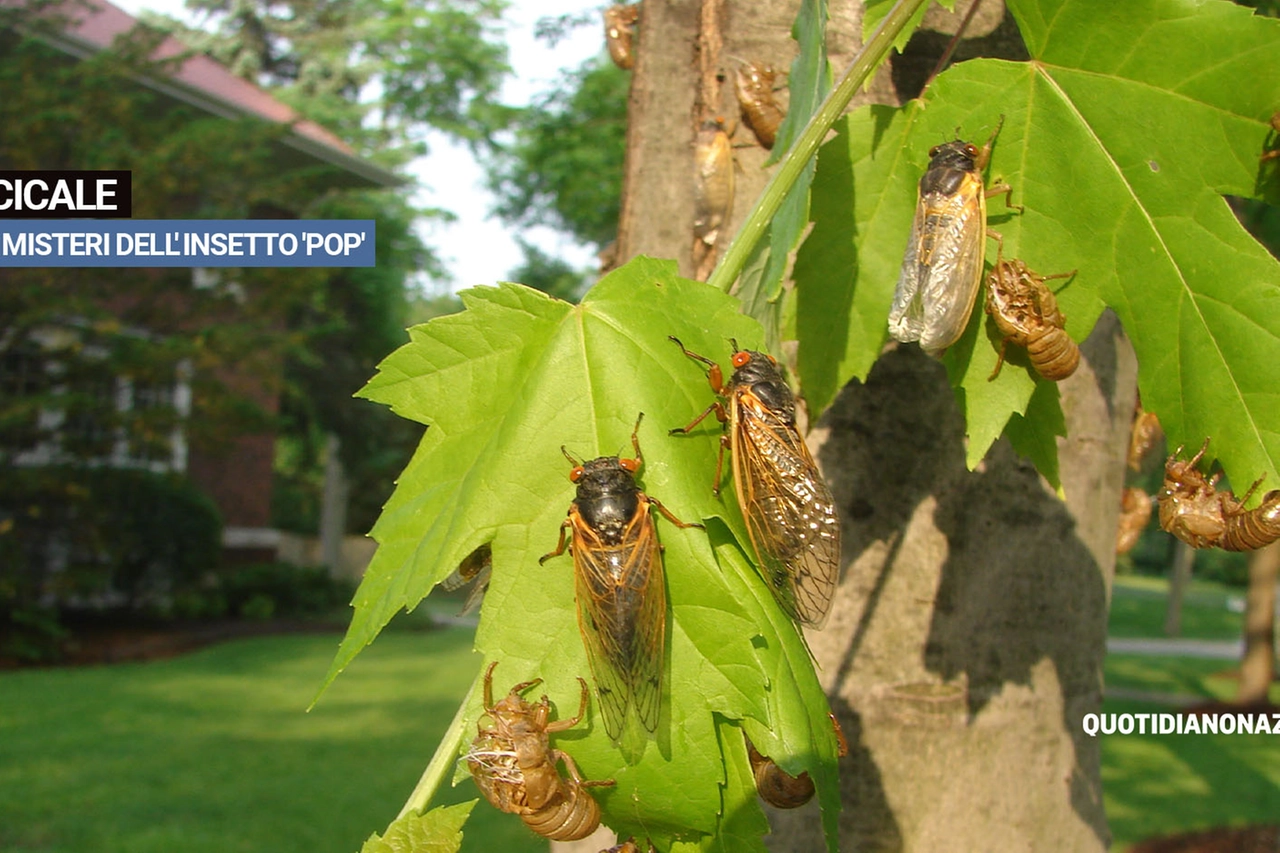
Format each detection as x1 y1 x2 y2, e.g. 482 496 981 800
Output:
926 139 979 173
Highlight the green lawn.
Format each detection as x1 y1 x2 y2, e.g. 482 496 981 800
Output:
3 617 1276 853
1108 575 1245 640
0 626 545 853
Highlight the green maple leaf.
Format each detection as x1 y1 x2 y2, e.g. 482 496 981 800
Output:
795 0 1280 490
323 257 841 851
359 801 475 853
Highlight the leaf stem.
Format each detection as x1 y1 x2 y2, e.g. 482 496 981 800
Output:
397 666 484 819
705 0 930 295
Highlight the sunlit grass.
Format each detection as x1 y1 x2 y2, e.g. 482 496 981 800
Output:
0 627 546 853
1108 575 1244 640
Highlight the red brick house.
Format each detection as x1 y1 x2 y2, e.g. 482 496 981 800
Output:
3 0 400 567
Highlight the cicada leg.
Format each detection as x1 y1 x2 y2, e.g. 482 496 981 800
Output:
648 496 705 530
545 677 590 733
539 519 573 565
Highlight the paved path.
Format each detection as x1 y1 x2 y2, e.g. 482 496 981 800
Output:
1106 637 1243 659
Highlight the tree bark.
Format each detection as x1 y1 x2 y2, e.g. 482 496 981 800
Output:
1163 541 1194 637
1237 542 1279 706
566 1 1126 850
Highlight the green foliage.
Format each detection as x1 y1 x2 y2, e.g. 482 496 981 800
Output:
360 802 476 853
220 561 355 617
485 55 630 248
0 466 223 612
325 258 839 850
794 0 1280 488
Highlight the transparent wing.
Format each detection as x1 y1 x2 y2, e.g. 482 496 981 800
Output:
571 506 664 740
731 395 841 628
915 177 987 354
887 198 928 343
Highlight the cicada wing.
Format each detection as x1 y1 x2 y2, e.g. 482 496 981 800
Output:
731 398 841 628
915 180 986 354
571 508 665 739
887 199 928 343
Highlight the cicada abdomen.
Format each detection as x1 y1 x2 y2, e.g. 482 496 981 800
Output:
735 61 785 150
669 338 841 628
1221 485 1280 552
889 118 1017 356
540 414 702 742
603 5 639 70
984 255 1079 382
466 662 614 841
1116 487 1153 555
1157 439 1227 549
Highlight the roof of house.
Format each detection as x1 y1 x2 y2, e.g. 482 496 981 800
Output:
31 0 402 188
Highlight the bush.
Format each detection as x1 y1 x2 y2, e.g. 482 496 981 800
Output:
219 562 353 619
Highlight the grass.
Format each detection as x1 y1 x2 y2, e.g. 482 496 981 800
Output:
0 625 546 853
1107 574 1245 640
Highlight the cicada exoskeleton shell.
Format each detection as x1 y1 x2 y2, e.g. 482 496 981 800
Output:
746 736 815 808
466 663 614 841
540 414 702 742
1116 487 1153 555
1158 439 1227 549
1221 485 1280 552
889 117 1018 356
735 61 785 150
693 117 735 280
603 4 639 70
1127 407 1163 472
669 338 840 628
984 253 1079 382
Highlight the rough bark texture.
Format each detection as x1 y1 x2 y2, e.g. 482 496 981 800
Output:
1238 542 1279 705
562 1 1129 850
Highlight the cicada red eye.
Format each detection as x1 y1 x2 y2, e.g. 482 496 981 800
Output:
618 457 639 473
965 143 979 158
731 351 751 368
928 145 940 157
569 466 584 483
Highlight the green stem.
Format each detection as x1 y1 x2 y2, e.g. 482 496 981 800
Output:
705 0 930 295
397 666 485 819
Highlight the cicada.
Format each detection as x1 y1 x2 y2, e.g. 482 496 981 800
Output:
603 4 639 70
601 840 655 853
440 543 492 615
1222 486 1280 551
745 713 847 809
1262 112 1280 163
735 61 785 150
1127 406 1163 472
466 662 614 841
668 338 840 627
693 117 735 280
1115 487 1153 555
984 254 1079 381
888 118 1017 356
540 414 702 741
1158 439 1227 549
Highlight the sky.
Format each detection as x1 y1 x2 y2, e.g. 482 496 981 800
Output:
110 0 604 293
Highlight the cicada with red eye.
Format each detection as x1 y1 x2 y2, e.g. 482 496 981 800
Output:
889 117 1019 356
540 413 703 742
669 338 840 628
603 4 639 70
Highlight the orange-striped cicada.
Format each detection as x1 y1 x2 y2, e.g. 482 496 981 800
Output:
603 4 639 70
984 254 1079 382
888 118 1017 356
668 338 840 628
540 414 702 741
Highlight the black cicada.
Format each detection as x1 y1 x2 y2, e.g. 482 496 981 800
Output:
669 338 840 628
540 414 702 741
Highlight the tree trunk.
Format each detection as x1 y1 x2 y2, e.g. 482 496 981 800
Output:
1237 542 1279 706
564 0 1125 850
1163 541 1194 637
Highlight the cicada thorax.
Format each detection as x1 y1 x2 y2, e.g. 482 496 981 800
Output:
1157 439 1228 549
669 339 840 628
890 120 1016 357
1116 487 1153 555
985 257 1079 382
603 4 639 70
735 61 785 150
541 415 700 742
466 663 614 842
